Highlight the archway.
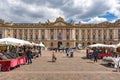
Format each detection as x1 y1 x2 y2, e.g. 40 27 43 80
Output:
87 42 91 46
58 41 62 48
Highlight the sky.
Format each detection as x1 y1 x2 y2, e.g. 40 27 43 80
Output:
0 0 120 24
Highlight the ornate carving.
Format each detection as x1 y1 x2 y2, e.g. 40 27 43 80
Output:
55 17 64 22
54 22 66 26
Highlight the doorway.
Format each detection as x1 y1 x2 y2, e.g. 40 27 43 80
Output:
58 41 62 48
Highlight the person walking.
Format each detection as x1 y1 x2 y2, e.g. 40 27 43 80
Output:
38 47 41 57
26 47 32 64
93 48 99 62
52 51 57 62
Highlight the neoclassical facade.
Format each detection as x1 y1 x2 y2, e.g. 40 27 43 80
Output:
0 17 120 48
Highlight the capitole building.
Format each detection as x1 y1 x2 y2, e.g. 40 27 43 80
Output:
0 17 120 49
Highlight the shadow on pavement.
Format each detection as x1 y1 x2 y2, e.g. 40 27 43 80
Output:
100 63 114 68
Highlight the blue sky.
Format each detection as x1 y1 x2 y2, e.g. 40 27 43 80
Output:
99 12 118 22
0 0 120 24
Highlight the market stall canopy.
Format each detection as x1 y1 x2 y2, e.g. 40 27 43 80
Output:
88 43 108 48
0 38 32 46
39 42 45 47
31 42 39 46
108 45 116 48
116 43 120 48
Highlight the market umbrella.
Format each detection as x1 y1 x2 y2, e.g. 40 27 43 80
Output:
88 43 108 48
39 42 45 47
0 37 32 46
0 38 22 46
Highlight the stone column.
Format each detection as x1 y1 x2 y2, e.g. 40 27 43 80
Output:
96 29 98 41
91 29 93 41
62 29 65 40
101 29 103 41
70 29 72 40
55 29 57 40
64 29 66 40
32 29 35 40
22 29 24 40
5 28 7 38
39 29 41 40
28 29 30 40
114 28 118 40
79 29 81 40
54 29 57 40
85 29 87 41
48 29 50 40
106 29 109 41
45 29 48 40
72 29 75 40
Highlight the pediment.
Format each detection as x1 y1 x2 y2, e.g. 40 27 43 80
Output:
54 22 66 26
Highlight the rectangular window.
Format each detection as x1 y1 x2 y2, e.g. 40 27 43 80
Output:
50 29 54 32
51 42 53 46
13 34 16 38
93 35 95 40
41 29 44 32
30 35 32 39
118 29 120 40
8 29 10 32
13 29 17 33
25 35 27 40
87 35 90 40
76 29 78 33
110 35 112 40
20 35 22 39
42 35 44 40
110 29 112 32
35 29 38 33
0 34 2 39
0 29 2 33
19 29 22 32
82 35 84 40
8 34 10 37
36 35 38 40
66 42 69 46
58 33 62 40
104 35 106 40
66 29 69 32
66 35 69 40
76 35 78 39
51 35 54 39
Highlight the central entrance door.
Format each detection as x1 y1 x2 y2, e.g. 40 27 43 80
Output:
58 41 62 48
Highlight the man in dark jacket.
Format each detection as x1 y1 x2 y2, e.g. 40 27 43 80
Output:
93 49 99 62
26 47 32 64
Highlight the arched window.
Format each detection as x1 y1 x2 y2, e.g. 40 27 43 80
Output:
104 42 106 44
87 42 91 45
51 42 53 46
66 42 69 46
82 42 84 47
76 42 78 47
110 42 112 44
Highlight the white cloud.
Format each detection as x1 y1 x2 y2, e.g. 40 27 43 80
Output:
107 0 120 17
81 17 107 24
0 0 120 23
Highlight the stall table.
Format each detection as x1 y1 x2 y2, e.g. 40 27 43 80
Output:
0 56 27 72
